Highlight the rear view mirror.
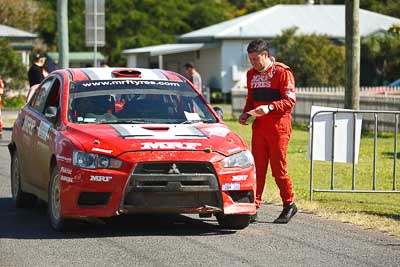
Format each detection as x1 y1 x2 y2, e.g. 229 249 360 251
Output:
213 106 223 120
45 106 58 123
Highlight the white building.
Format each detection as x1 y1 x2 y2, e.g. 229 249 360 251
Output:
122 4 400 94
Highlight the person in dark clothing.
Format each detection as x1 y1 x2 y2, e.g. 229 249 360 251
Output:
28 53 47 86
44 53 58 73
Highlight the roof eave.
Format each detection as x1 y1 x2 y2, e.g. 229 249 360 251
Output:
0 35 37 40
177 36 215 43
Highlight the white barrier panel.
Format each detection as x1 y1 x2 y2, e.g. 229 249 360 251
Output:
307 106 363 164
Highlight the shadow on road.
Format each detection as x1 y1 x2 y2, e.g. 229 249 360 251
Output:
0 197 236 239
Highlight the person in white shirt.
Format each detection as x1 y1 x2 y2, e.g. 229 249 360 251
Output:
183 62 202 91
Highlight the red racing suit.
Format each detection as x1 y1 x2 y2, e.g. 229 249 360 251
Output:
243 58 296 208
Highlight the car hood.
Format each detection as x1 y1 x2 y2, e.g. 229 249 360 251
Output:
66 123 247 157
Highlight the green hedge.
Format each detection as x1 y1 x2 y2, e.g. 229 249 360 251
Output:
2 95 26 109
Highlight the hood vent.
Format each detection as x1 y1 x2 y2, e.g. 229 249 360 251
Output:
142 126 170 132
112 69 142 78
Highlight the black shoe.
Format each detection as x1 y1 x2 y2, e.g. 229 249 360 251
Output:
273 203 297 224
249 212 258 223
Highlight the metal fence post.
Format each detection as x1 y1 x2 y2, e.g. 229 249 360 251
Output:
373 113 378 191
310 115 314 201
393 114 398 191
351 113 357 190
331 112 336 190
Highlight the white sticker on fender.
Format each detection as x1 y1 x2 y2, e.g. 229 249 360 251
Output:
141 142 202 150
22 115 36 136
222 182 241 191
38 121 51 141
56 155 72 163
60 175 73 183
60 167 72 175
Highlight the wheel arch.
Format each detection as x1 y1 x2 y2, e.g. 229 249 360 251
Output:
49 155 58 178
8 142 16 156
48 155 58 188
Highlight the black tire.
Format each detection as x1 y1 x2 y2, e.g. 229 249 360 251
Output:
216 214 250 230
48 166 72 231
10 151 36 208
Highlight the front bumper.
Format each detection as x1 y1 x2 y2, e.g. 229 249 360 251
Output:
122 172 222 213
59 152 256 218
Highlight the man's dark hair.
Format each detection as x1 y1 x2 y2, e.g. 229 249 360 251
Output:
183 62 195 69
247 39 269 54
32 53 46 63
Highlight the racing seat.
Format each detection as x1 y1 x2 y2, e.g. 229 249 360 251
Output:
71 95 115 121
118 95 176 120
91 95 115 115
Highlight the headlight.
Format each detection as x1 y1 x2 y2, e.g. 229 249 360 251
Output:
221 150 254 168
72 150 122 169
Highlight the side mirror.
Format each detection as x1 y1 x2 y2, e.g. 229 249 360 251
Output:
45 106 58 123
213 106 223 120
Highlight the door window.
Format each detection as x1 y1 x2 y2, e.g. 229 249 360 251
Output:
31 78 54 113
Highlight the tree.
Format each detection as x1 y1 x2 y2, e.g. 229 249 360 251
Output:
359 0 399 19
0 39 27 90
104 0 191 66
0 0 41 32
271 27 345 87
185 0 235 31
361 30 400 85
228 0 304 14
330 0 399 18
37 0 236 66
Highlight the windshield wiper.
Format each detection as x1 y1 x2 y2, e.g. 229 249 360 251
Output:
180 118 214 124
97 119 149 124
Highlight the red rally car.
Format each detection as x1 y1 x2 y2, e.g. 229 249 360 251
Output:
9 67 256 231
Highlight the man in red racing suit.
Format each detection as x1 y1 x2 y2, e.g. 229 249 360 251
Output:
239 39 297 224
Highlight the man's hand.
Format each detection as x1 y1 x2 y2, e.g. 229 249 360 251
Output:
239 113 250 125
254 105 269 116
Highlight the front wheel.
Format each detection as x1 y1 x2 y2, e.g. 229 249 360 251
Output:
10 151 36 208
216 214 250 230
48 166 71 231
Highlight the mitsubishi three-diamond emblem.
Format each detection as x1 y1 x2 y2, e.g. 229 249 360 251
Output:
168 163 180 174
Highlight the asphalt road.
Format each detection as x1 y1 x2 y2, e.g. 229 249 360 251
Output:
0 129 399 266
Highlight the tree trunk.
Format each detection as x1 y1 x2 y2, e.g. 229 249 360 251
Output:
345 0 360 110
57 0 69 69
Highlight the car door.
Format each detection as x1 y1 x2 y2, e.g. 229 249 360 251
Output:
21 77 56 194
33 77 62 193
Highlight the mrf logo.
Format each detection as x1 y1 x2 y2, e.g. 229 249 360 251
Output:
140 142 202 150
90 175 112 182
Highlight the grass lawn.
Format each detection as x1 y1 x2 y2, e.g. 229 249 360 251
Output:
223 111 400 237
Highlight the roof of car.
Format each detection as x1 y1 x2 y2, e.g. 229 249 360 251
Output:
66 67 185 82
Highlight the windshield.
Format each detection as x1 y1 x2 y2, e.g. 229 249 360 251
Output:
68 79 217 124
